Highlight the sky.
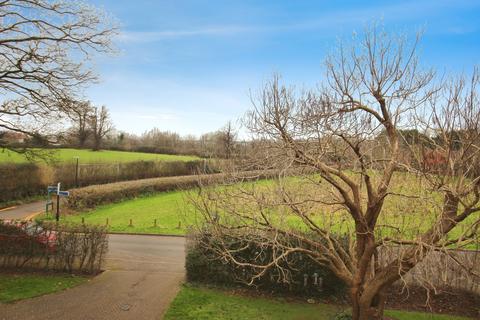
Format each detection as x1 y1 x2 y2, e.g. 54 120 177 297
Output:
86 0 480 137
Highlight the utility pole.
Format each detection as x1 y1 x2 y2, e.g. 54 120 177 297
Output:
74 157 80 187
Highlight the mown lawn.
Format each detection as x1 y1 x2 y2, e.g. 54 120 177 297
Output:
0 148 199 164
164 285 472 320
0 273 87 303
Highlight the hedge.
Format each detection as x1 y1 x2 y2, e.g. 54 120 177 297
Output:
0 221 108 274
0 159 219 203
66 170 279 211
185 229 347 299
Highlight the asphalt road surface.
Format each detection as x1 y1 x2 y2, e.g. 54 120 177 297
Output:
0 234 186 320
0 201 45 220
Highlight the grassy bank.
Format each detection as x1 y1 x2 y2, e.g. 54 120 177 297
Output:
164 285 472 320
0 273 87 303
0 148 199 164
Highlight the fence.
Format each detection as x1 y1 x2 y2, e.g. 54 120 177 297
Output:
380 246 480 295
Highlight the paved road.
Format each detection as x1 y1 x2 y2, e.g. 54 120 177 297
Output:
0 201 45 220
0 234 185 320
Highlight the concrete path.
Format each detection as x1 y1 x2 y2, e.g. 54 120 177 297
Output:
0 201 45 220
0 234 185 320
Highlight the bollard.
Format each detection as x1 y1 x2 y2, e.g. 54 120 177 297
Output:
303 273 308 287
313 272 319 285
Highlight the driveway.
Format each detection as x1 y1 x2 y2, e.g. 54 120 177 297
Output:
0 234 185 320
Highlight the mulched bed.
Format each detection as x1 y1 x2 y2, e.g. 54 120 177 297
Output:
385 285 480 319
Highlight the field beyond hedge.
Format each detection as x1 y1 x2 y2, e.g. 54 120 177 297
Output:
0 148 199 164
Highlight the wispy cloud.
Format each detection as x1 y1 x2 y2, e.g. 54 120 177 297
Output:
135 114 177 120
117 26 257 43
117 0 479 44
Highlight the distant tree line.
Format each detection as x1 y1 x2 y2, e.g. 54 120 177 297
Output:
102 120 240 159
2 99 240 159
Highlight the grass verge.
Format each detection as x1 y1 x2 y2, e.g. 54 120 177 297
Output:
0 273 88 303
164 285 472 320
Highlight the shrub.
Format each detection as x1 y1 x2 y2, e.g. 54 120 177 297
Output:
0 221 108 274
185 230 347 299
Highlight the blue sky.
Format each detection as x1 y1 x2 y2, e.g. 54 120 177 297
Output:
87 0 480 136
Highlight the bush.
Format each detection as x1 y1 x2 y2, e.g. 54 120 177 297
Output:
0 221 108 274
185 230 347 299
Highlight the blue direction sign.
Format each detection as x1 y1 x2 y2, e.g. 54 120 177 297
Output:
47 183 69 197
46 182 70 222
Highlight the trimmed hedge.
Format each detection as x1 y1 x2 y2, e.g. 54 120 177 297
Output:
185 230 347 299
66 170 278 211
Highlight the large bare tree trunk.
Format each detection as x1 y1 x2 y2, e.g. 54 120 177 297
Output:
352 287 388 320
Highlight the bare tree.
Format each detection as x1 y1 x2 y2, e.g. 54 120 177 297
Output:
68 100 94 147
219 121 237 159
0 0 116 154
192 28 480 320
89 105 112 151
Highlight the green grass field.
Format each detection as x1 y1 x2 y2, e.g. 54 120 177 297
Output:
0 148 199 164
53 190 192 235
51 173 479 247
164 285 472 320
0 273 87 303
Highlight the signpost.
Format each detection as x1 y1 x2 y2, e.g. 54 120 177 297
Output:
46 185 57 214
46 183 69 222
